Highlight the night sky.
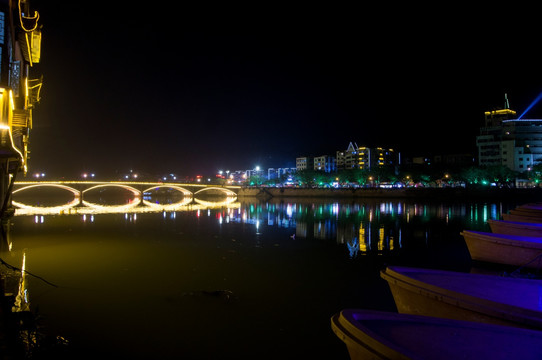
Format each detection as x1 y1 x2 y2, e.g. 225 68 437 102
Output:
27 2 542 178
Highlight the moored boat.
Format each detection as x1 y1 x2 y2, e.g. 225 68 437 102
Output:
502 212 542 224
331 308 542 360
380 266 542 329
488 219 542 237
516 203 542 211
461 230 542 267
510 208 542 217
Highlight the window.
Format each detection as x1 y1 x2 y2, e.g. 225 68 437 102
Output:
0 12 4 45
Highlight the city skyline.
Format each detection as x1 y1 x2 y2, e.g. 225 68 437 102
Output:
27 2 542 177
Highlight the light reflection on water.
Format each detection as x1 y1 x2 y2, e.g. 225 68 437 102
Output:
222 200 508 258
1 197 519 358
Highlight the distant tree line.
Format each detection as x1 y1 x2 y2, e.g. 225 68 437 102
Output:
242 164 540 188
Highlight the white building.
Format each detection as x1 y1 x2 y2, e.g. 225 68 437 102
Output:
476 107 542 171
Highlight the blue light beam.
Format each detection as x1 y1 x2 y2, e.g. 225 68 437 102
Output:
518 91 542 120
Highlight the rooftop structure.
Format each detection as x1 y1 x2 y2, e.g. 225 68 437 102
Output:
477 108 542 171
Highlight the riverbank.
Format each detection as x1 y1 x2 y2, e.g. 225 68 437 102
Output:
238 186 542 201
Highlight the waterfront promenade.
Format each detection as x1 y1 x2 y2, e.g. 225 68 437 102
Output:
238 186 542 200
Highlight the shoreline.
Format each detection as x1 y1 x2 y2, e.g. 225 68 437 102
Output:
237 187 542 201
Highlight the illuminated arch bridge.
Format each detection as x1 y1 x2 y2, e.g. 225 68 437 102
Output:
11 181 240 211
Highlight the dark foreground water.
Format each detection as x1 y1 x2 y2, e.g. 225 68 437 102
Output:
2 197 521 359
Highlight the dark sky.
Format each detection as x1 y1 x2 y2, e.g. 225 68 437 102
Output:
27 2 542 177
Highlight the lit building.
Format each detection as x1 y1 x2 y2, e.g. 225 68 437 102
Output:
296 156 313 171
314 155 336 173
0 0 42 216
246 167 264 179
336 142 398 171
277 167 296 179
230 170 247 184
336 142 360 170
476 105 542 172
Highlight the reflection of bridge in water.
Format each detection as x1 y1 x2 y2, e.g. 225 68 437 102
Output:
12 181 241 214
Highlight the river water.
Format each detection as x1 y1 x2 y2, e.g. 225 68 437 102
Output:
2 194 521 359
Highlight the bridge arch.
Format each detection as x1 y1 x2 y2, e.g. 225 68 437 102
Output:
81 184 141 209
142 185 193 209
82 183 141 196
142 185 193 197
194 197 238 207
13 183 80 197
12 183 81 211
193 187 237 197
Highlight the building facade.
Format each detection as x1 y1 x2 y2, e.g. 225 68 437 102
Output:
336 142 398 171
0 0 42 217
476 107 542 172
296 156 313 171
313 155 336 173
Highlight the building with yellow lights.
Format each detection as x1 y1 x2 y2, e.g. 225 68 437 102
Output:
336 142 398 171
476 108 542 172
0 0 41 217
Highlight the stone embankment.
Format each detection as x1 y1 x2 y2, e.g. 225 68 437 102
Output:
237 187 542 200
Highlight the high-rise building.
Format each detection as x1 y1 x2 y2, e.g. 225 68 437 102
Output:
476 102 542 172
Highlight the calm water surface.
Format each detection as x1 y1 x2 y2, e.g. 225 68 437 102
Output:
3 196 520 359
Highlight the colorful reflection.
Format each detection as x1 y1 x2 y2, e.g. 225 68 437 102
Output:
13 195 518 258
221 199 517 258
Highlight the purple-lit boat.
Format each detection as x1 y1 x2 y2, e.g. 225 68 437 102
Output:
516 203 542 211
461 230 542 267
502 212 542 224
502 206 542 223
510 208 542 216
380 266 542 329
488 219 542 237
331 309 542 360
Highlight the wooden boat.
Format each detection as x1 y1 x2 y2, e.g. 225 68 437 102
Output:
380 266 542 329
510 208 542 217
461 230 542 267
516 203 542 211
488 219 542 237
331 308 542 360
502 212 542 224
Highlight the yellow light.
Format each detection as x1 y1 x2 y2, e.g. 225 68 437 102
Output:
359 224 366 252
484 109 517 116
18 0 39 32
9 89 14 111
